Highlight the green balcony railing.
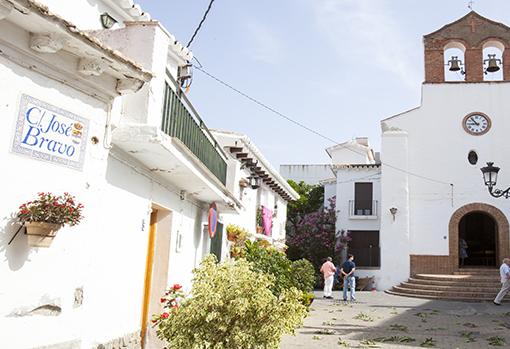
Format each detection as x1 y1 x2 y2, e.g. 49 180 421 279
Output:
161 79 227 185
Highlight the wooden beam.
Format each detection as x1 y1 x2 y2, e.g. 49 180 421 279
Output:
229 146 243 153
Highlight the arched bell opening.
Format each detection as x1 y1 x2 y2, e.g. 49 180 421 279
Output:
482 40 505 81
444 41 466 82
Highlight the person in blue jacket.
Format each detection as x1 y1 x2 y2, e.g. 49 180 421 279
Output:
340 254 356 302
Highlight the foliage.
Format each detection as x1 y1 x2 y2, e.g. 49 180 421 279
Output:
155 255 307 349
17 192 84 226
290 259 316 292
287 198 337 284
243 240 294 296
226 224 248 243
151 284 185 325
300 291 315 307
286 180 324 229
256 207 263 228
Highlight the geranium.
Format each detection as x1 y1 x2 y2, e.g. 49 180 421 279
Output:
152 283 186 325
17 192 84 226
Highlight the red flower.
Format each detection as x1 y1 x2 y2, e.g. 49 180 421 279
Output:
160 298 166 303
69 208 74 212
172 284 182 290
161 312 169 319
53 202 59 206
20 210 28 214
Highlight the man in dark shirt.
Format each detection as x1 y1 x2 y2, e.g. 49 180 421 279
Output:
340 254 356 302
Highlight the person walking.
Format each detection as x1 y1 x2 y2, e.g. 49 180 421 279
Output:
341 254 356 302
320 257 336 299
494 258 510 305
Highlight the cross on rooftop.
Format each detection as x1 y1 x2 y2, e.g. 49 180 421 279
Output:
465 16 483 33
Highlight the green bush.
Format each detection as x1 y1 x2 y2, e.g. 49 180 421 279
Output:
244 240 294 296
290 259 316 292
156 255 307 349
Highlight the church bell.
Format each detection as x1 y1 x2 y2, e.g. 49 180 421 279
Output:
448 56 462 72
484 54 502 73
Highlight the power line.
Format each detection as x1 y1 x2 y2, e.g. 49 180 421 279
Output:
186 0 216 48
194 65 453 187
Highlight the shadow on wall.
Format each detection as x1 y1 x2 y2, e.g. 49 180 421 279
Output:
0 215 31 271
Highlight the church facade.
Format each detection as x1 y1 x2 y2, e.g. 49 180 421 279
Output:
281 11 510 292
379 11 510 290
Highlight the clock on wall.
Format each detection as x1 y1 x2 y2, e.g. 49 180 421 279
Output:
462 112 491 136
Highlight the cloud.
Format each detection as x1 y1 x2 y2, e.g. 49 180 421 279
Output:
312 0 421 87
244 21 284 65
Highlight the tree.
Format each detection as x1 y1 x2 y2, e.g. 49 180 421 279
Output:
286 180 324 235
286 197 340 288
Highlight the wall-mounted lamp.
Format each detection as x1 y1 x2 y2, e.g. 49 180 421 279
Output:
389 207 398 221
248 176 261 190
177 63 193 90
100 12 117 29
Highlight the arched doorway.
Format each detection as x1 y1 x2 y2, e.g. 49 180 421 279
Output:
449 203 510 271
459 212 496 267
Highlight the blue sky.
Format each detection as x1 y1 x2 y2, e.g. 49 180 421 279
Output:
137 0 510 167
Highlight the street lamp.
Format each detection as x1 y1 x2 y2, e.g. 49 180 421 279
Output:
480 162 510 198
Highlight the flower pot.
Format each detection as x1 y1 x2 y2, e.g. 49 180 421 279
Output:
25 222 62 247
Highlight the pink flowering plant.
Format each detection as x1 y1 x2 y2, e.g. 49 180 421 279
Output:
17 192 84 226
151 284 185 326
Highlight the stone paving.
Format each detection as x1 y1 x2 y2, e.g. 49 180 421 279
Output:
280 291 510 348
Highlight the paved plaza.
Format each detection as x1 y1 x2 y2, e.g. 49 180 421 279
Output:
280 291 510 348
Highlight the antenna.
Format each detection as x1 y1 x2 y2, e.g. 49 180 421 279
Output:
468 0 474 10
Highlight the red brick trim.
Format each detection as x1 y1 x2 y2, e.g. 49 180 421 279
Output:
410 203 509 276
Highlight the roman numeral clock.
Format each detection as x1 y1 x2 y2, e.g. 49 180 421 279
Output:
463 112 491 136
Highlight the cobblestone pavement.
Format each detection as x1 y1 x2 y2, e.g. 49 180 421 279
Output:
280 291 510 348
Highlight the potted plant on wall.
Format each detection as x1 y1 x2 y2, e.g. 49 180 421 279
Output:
17 192 84 247
256 207 264 234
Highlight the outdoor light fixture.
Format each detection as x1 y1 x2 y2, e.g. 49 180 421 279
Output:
447 56 465 74
100 12 117 29
389 207 398 221
484 54 502 74
248 176 261 190
177 63 193 89
481 162 510 198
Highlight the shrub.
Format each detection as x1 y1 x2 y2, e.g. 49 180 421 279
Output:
243 240 294 296
290 259 316 292
155 255 307 349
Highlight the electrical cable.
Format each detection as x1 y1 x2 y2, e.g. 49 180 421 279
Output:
186 0 216 48
193 65 454 187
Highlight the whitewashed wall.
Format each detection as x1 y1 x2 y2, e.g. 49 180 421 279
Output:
379 83 510 289
279 164 333 185
0 27 209 349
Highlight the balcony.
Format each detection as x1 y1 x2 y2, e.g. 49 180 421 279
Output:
161 81 227 185
349 200 378 219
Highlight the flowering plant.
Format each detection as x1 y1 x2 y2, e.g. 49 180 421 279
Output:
152 284 185 325
17 192 84 226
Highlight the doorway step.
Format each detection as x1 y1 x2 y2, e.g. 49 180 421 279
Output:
386 268 508 302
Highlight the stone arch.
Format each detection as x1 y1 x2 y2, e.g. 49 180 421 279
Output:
449 203 509 270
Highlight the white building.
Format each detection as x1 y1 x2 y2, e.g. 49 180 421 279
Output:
285 11 510 293
0 1 295 348
212 130 299 254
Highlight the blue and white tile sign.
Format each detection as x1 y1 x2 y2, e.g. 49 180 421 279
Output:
12 94 89 170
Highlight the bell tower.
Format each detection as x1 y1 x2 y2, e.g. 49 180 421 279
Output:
424 11 510 83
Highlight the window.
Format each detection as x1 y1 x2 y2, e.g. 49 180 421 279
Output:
468 151 478 165
354 182 373 215
347 230 380 267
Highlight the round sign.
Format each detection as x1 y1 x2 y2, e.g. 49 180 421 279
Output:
208 203 218 238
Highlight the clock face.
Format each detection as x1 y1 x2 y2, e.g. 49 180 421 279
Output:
463 112 491 136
